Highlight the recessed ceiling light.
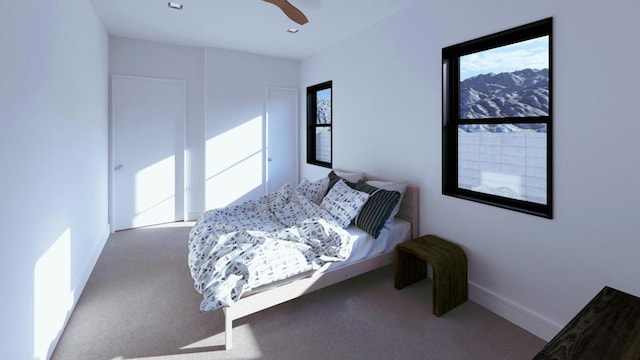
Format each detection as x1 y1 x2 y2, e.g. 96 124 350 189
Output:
168 2 183 10
287 28 300 34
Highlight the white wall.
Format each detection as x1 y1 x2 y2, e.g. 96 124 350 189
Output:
204 48 299 209
301 0 640 340
108 42 300 216
109 36 206 220
0 1 109 359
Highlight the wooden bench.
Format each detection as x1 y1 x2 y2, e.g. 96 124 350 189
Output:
394 234 468 316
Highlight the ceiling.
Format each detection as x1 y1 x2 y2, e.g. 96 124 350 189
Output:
90 0 418 59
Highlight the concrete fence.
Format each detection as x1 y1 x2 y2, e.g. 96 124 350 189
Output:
458 130 547 204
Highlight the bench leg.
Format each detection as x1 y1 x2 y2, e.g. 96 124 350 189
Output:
394 247 427 289
431 248 468 316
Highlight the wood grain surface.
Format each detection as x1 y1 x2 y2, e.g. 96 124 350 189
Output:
533 286 640 360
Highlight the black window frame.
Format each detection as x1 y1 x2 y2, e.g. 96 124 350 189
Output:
442 18 553 218
306 80 332 168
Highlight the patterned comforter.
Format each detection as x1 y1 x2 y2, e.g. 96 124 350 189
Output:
188 183 354 311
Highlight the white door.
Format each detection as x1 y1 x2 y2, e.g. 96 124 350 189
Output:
111 75 186 231
265 87 298 193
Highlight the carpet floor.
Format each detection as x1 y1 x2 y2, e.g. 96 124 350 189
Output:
51 222 545 360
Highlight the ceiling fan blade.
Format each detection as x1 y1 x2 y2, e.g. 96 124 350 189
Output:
263 0 309 25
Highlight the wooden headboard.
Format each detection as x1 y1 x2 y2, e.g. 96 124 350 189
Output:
363 174 420 239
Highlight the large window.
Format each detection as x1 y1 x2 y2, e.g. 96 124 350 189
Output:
307 81 332 168
442 18 553 218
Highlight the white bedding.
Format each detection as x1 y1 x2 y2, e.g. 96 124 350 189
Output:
188 174 410 313
188 183 355 312
244 218 411 296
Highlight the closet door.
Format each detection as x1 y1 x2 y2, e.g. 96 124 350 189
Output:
111 75 186 231
266 87 298 193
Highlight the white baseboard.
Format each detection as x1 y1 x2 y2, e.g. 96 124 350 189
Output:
72 223 111 303
468 281 562 341
45 223 110 360
187 211 202 222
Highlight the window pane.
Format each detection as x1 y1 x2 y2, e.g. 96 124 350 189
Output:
316 88 331 125
458 124 547 204
459 36 549 119
315 127 331 163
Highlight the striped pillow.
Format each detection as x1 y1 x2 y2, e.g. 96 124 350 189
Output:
352 180 401 238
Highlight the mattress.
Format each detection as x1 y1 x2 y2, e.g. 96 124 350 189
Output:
325 217 411 271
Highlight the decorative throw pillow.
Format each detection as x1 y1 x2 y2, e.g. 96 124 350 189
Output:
353 180 401 238
320 179 370 228
297 177 329 204
365 180 408 221
326 170 359 195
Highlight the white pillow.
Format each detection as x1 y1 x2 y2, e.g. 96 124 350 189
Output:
297 177 329 204
366 180 408 220
320 180 370 228
333 169 364 183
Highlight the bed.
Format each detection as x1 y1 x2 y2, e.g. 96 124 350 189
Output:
188 170 420 349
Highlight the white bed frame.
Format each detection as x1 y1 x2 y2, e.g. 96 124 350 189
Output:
221 176 420 349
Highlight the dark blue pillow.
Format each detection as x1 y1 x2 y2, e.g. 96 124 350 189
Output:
352 180 401 238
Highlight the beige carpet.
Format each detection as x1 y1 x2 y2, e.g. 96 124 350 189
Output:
51 222 545 360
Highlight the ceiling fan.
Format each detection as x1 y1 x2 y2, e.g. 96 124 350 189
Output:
262 0 309 25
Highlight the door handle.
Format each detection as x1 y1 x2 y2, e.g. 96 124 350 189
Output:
114 164 124 171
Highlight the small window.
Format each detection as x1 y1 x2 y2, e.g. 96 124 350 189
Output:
306 81 332 168
442 18 553 218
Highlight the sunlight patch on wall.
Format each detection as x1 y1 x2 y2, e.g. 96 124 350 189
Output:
34 228 72 360
133 155 176 227
205 116 263 209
